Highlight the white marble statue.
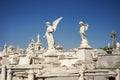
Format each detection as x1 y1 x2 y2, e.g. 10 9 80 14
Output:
79 21 91 48
79 21 88 43
44 17 62 50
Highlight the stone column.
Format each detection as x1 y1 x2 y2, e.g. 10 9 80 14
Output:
7 69 13 80
78 71 84 80
43 50 60 68
28 70 35 80
1 65 6 80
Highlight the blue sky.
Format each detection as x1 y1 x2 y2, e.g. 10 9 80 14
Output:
0 0 120 50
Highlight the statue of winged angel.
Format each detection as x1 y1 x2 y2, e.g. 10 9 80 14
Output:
79 21 88 42
44 17 62 50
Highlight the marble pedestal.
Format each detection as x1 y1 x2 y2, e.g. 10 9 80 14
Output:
43 49 61 68
77 49 93 61
80 40 92 49
76 48 95 70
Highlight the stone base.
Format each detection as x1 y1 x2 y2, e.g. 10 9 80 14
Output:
43 49 58 57
80 40 92 49
76 48 96 70
77 49 93 61
43 49 61 68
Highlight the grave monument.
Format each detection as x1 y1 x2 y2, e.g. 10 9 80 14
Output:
0 17 120 80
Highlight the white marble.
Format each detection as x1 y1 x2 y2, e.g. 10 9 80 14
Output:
79 21 92 48
78 71 84 80
60 58 78 67
7 69 12 80
28 70 35 80
19 57 30 65
1 65 6 80
44 17 62 50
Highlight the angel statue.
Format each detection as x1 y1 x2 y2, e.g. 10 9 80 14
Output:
44 17 62 50
79 21 88 43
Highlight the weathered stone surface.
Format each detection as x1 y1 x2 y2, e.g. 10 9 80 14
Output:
97 54 120 68
76 49 93 61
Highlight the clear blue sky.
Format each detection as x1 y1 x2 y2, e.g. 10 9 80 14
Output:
0 0 120 50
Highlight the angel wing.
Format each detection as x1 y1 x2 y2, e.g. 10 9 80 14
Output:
84 23 88 31
52 17 62 31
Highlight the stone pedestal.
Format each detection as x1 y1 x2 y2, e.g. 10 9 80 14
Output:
43 49 61 68
1 65 6 80
77 49 93 61
80 40 92 49
76 49 96 70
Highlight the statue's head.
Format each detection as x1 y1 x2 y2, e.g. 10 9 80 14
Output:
79 21 84 26
79 21 83 24
46 21 51 26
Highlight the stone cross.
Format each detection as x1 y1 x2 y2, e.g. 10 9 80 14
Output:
110 30 117 49
37 34 40 43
